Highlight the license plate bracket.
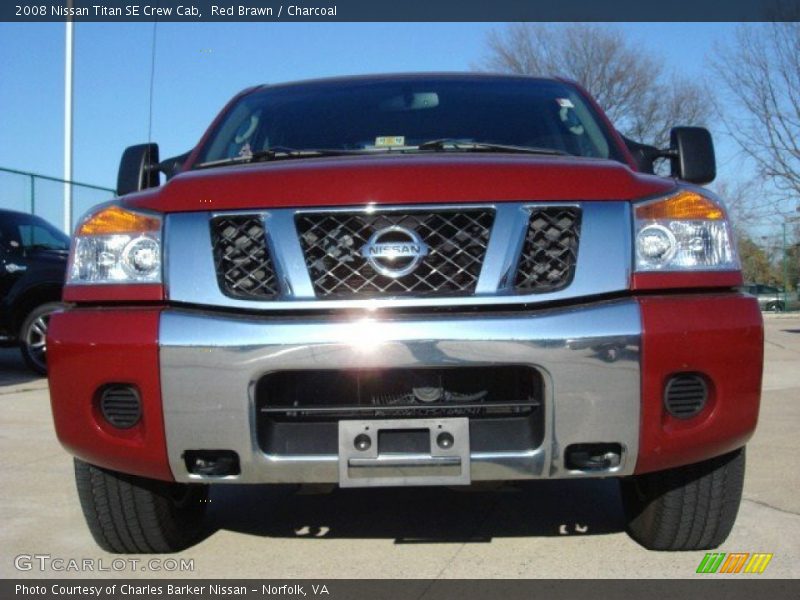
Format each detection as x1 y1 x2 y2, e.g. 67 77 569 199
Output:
338 418 470 488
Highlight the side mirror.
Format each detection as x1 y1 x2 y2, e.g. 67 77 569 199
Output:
620 127 716 185
620 135 659 175
669 127 716 185
117 143 160 196
159 151 191 180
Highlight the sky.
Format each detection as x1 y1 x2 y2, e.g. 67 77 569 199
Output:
0 22 754 231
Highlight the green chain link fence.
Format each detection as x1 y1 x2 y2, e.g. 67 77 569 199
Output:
0 166 115 234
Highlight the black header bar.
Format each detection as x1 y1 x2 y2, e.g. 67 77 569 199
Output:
3 0 800 22
5 579 800 600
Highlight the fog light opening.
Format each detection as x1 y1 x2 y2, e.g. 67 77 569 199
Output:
184 450 241 477
565 443 623 471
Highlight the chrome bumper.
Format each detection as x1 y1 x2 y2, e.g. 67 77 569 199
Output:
160 299 641 483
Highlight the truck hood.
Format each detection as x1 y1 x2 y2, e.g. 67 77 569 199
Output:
123 153 676 213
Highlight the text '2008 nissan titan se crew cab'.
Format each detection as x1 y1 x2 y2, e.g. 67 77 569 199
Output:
48 73 763 554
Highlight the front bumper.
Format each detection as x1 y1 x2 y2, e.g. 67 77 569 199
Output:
48 294 763 484
160 299 640 483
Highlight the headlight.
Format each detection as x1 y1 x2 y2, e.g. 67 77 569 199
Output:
634 189 738 271
68 205 162 284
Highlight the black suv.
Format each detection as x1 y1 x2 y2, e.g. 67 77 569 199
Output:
0 209 69 374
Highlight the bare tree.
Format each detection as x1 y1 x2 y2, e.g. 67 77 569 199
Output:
477 24 711 148
737 235 781 285
712 179 784 230
713 23 800 204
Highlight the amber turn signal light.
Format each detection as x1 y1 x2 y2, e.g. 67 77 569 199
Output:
77 205 161 235
635 190 724 221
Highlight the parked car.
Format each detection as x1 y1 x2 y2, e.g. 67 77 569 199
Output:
47 73 763 553
0 209 69 374
744 283 800 312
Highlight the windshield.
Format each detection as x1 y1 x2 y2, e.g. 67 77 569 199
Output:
195 77 623 166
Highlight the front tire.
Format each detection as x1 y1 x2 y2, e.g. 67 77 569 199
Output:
19 301 62 375
767 301 785 313
620 448 745 551
74 459 209 553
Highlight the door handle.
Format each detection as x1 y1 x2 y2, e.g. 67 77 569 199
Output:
5 263 27 273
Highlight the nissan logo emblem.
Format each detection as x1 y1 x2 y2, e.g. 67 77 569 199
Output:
360 226 429 278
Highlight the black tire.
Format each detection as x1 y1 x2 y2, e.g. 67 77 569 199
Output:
599 344 621 363
620 448 745 551
74 458 209 553
19 301 62 375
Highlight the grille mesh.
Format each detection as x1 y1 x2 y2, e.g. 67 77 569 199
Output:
210 216 279 299
296 210 494 298
515 207 581 293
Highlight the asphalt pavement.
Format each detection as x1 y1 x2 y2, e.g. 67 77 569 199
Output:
1 315 798 579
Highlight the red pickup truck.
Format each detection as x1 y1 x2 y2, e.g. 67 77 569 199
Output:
48 73 763 554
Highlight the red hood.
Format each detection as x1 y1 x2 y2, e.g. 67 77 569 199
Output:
123 154 676 213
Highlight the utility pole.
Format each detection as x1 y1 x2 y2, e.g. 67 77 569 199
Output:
783 212 800 310
63 1 74 234
783 221 789 310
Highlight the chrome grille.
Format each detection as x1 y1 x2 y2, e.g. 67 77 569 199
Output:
210 216 279 299
515 207 581 293
297 210 495 298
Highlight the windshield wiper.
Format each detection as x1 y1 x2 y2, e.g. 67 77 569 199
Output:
416 139 569 156
193 147 373 170
193 141 569 170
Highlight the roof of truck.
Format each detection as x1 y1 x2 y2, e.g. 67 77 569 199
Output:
254 72 569 92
